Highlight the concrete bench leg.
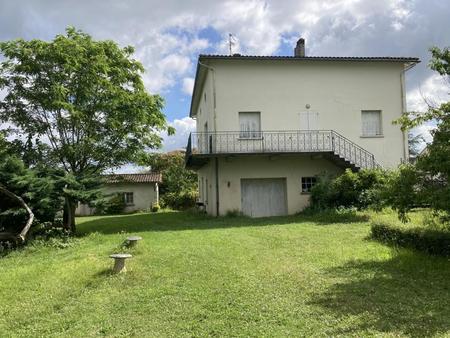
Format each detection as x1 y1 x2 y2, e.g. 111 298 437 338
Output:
113 258 126 273
109 254 132 273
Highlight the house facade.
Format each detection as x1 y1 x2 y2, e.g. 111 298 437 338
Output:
185 39 419 217
75 173 161 216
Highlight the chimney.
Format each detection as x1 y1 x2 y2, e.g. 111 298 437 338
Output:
294 38 305 57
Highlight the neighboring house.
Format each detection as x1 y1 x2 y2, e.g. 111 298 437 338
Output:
76 173 161 216
185 38 420 217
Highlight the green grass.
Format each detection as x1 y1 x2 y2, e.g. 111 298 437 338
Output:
1 210 449 337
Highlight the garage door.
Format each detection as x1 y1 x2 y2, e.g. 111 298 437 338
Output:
241 178 288 217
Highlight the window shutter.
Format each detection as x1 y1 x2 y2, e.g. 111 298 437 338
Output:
362 111 382 136
239 112 261 138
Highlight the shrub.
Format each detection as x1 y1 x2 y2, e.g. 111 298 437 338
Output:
162 189 198 210
310 169 389 210
104 194 126 215
151 202 160 213
371 220 450 256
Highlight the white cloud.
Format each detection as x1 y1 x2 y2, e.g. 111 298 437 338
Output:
161 116 196 151
407 74 449 112
182 77 195 95
411 123 436 145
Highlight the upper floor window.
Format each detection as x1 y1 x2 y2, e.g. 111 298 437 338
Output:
239 112 261 139
361 110 382 137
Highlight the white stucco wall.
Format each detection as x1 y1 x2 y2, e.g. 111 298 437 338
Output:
75 182 158 216
198 59 408 168
216 155 342 216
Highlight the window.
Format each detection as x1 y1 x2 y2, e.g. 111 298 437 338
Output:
361 110 382 136
124 192 134 205
239 112 261 138
301 177 317 193
204 92 206 102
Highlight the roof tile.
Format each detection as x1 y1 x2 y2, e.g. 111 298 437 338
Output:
104 173 162 184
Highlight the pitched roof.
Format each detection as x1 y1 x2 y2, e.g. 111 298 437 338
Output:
104 173 162 184
199 54 420 63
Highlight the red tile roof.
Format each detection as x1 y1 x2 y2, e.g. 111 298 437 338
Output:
104 173 162 184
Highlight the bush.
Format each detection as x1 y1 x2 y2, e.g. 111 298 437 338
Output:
310 169 389 210
162 189 198 210
104 194 126 215
151 202 160 212
371 220 450 256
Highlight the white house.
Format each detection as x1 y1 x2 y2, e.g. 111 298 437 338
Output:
75 173 161 216
185 38 419 217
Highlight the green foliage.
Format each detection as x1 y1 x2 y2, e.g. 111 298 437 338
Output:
103 193 126 215
162 189 198 210
389 46 450 222
0 27 173 231
143 151 198 209
151 202 160 213
371 220 450 256
31 221 76 249
380 165 422 222
310 169 388 210
0 134 63 233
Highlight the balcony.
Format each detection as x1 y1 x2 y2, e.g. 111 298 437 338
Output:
185 130 379 170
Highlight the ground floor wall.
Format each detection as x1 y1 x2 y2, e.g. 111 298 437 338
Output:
197 154 342 216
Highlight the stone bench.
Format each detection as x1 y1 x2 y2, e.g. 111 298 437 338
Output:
109 253 132 273
126 236 142 247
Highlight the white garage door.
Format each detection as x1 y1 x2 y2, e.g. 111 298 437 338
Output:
241 178 288 217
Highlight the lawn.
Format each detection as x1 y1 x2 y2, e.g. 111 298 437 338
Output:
0 210 449 337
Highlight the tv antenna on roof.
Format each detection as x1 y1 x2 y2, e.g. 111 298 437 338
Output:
228 33 237 55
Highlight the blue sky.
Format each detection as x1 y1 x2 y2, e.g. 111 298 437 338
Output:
1 0 449 157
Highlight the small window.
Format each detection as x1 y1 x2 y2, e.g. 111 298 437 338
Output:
239 112 261 138
361 110 382 136
124 192 134 205
301 177 317 193
204 92 206 102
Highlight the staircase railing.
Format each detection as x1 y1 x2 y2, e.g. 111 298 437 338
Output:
186 130 380 169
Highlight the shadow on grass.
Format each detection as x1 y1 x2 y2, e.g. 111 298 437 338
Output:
76 210 369 235
309 250 450 337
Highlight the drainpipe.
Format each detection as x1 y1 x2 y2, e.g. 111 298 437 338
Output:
215 157 219 216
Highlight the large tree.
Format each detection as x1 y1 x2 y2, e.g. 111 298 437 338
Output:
0 27 174 231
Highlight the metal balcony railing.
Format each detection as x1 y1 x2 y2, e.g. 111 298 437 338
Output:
186 130 379 170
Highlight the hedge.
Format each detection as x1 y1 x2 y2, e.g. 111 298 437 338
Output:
371 221 450 257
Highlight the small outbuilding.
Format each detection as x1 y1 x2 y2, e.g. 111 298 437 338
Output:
76 173 161 216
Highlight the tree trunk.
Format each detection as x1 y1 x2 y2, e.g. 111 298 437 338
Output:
63 196 76 233
0 184 34 242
